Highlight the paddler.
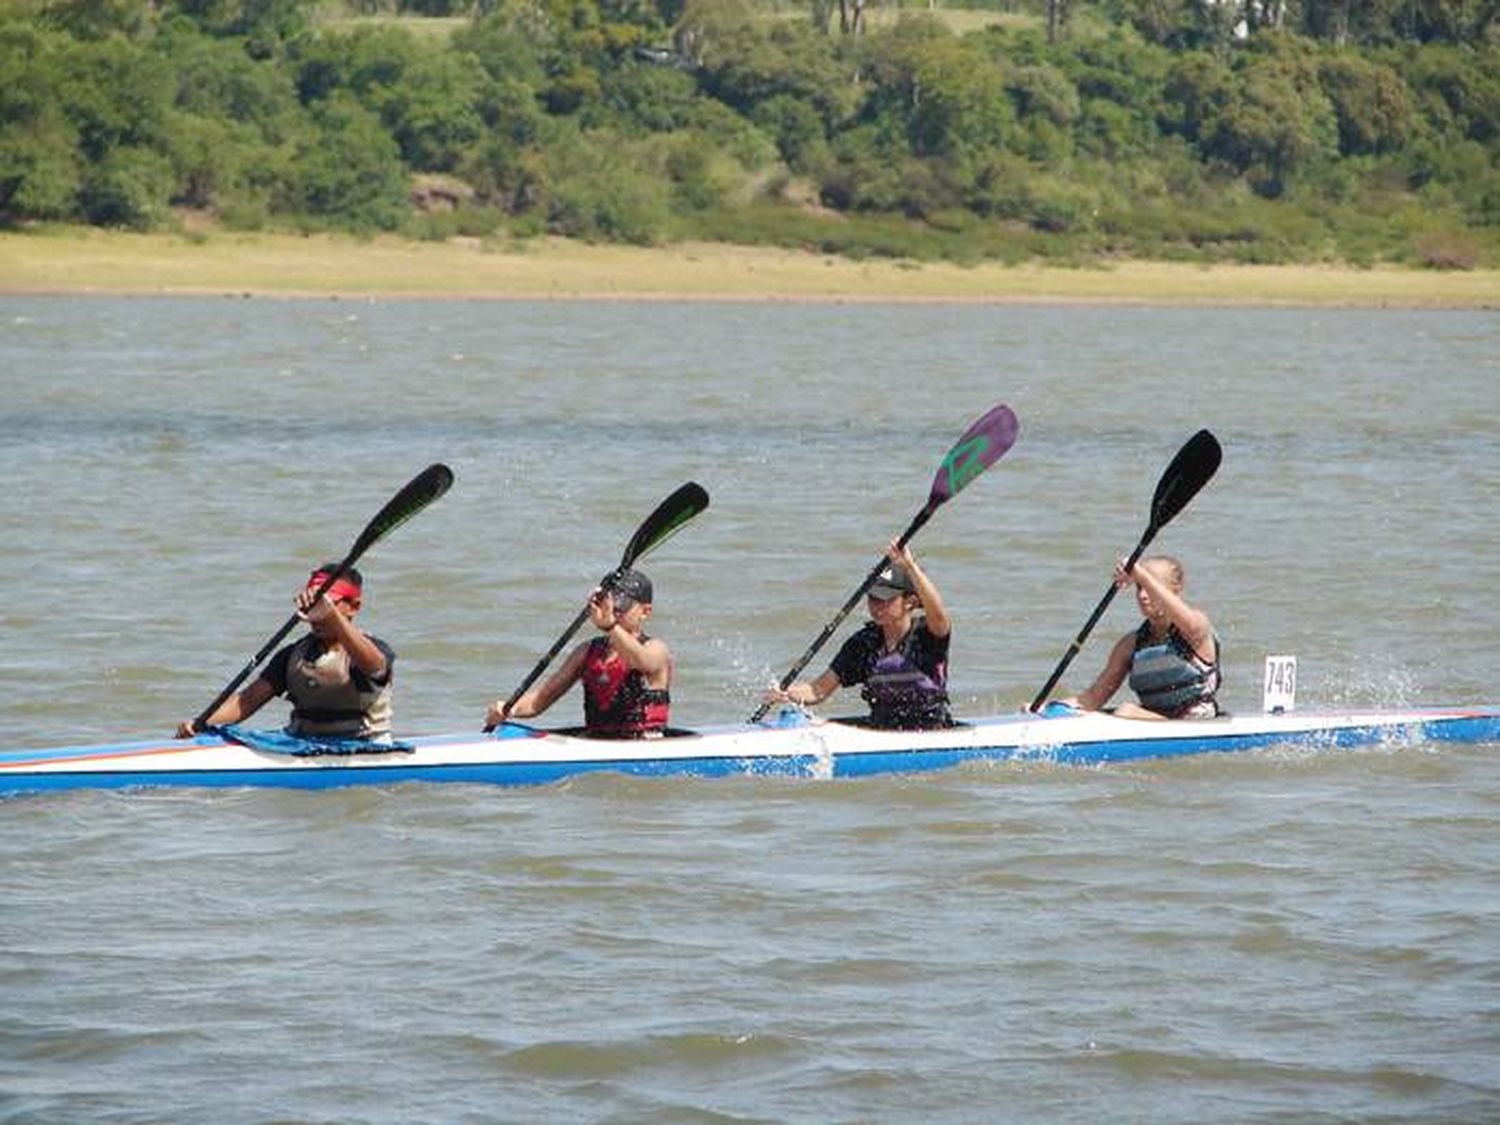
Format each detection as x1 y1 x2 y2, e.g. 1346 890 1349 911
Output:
485 568 672 738
175 564 396 742
1063 554 1221 720
764 542 953 729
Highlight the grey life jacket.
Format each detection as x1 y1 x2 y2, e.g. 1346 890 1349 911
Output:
1128 623 1220 717
283 636 393 740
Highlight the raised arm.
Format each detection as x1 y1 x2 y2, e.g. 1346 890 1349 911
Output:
298 589 388 680
589 590 670 686
892 541 949 638
1127 560 1214 663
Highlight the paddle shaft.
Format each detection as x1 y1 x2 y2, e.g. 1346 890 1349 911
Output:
748 507 933 723
1026 534 1156 713
499 579 613 715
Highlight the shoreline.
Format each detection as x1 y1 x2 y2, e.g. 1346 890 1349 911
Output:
3 228 1497 308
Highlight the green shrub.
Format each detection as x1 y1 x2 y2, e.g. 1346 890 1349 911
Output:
0 124 82 220
281 95 409 230
79 145 173 228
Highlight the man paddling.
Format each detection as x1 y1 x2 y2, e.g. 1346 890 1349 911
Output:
485 568 673 738
176 565 396 742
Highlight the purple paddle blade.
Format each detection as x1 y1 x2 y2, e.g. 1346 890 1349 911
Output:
929 403 1020 508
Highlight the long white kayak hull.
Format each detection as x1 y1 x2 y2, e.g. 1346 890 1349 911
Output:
3 706 1498 796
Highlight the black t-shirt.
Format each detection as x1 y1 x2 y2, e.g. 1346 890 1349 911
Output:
829 620 948 688
829 619 952 728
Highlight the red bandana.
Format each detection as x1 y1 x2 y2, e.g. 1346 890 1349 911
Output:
308 571 362 604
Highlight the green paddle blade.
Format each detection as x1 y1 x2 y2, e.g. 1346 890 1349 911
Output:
352 463 455 558
620 481 710 572
927 403 1020 509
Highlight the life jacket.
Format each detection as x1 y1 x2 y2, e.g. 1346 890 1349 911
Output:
859 621 951 729
581 636 670 737
1128 623 1221 717
282 636 393 740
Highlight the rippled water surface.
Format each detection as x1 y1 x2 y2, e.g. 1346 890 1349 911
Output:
2 298 1498 1121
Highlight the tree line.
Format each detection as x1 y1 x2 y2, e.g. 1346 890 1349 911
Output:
2 0 1497 267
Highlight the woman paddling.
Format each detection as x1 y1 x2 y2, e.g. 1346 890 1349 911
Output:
765 543 952 729
485 568 672 739
1064 554 1221 720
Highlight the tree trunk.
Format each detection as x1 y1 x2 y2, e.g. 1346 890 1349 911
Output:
1046 0 1068 43
1472 0 1500 39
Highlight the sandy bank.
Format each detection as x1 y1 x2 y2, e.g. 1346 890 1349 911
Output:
2 228 1496 307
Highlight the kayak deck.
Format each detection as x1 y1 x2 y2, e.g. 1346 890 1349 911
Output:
2 706 1498 796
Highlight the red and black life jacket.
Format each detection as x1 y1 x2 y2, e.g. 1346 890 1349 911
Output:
581 636 670 737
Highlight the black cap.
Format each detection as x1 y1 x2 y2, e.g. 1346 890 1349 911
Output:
609 568 653 605
868 563 914 600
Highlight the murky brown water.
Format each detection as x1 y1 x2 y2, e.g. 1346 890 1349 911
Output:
2 299 1497 1121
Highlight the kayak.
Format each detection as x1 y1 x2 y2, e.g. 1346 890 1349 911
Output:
3 704 1497 796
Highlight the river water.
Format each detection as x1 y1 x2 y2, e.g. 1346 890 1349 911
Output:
2 297 1498 1121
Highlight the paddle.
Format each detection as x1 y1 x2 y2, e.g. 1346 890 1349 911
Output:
1027 428 1222 713
188 463 455 734
749 402 1020 723
485 481 710 732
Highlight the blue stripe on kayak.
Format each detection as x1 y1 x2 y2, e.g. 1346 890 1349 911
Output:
0 721 548 768
833 715 1500 775
3 714 1497 796
0 754 828 795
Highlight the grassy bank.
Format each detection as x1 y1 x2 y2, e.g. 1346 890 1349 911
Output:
2 227 1496 307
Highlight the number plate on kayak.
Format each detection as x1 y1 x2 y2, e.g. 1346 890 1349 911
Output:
1263 655 1298 713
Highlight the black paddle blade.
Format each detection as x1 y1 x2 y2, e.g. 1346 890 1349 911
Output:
620 482 710 571
351 463 456 558
928 403 1020 508
1148 430 1220 535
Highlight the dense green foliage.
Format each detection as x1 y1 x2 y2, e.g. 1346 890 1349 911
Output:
2 0 1497 265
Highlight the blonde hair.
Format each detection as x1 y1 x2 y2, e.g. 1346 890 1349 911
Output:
1143 555 1185 590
